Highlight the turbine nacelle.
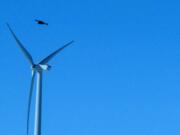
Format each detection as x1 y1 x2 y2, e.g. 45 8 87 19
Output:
31 64 51 71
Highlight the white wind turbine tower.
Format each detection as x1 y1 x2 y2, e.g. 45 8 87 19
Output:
7 23 74 135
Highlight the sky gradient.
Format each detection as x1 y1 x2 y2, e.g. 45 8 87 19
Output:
0 0 179 135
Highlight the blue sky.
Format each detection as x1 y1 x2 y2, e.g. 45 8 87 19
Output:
0 0 179 135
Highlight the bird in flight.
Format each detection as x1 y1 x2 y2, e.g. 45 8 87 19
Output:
35 19 48 25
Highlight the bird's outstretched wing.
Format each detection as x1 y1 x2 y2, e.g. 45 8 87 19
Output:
39 40 74 64
6 23 34 65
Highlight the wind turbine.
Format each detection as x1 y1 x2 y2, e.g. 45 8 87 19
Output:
6 23 74 135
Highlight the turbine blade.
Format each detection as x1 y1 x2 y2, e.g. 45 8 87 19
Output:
39 40 74 64
6 23 34 65
27 70 36 135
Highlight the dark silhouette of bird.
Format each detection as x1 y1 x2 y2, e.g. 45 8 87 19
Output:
35 19 48 25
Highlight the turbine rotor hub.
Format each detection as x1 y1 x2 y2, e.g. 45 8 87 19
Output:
31 64 51 71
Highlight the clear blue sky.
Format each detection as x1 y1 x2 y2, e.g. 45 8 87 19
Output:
0 0 179 135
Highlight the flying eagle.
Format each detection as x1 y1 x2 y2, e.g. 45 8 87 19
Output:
35 19 48 25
